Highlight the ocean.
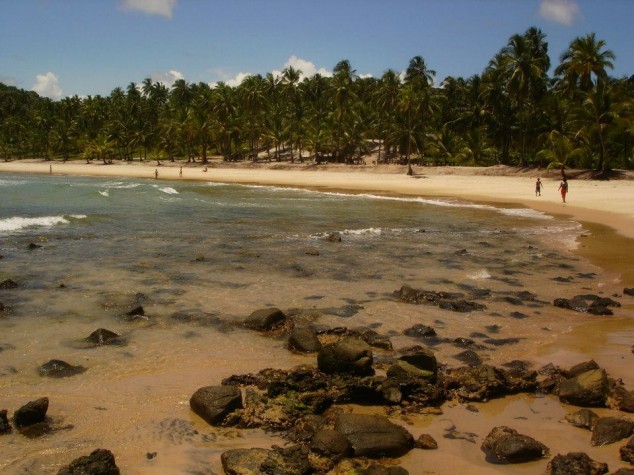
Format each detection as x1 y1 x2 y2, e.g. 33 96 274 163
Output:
0 172 629 474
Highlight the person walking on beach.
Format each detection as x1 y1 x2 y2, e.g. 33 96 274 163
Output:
154 169 159 179
558 177 568 203
535 178 543 196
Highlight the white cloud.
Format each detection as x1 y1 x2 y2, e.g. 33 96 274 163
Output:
121 0 177 19
150 69 185 88
539 0 581 26
32 72 63 99
275 55 332 80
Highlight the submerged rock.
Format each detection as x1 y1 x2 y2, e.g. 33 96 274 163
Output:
0 279 18 289
244 307 286 331
545 452 608 475
57 448 120 475
190 385 242 426
38 360 86 378
221 445 310 475
13 397 48 427
565 409 599 430
86 328 125 346
481 426 549 464
334 413 415 458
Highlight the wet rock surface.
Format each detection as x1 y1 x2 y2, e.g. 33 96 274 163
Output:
481 426 549 463
545 452 608 474
38 359 87 378
57 448 120 475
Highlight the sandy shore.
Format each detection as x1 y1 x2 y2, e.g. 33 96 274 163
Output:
2 159 634 240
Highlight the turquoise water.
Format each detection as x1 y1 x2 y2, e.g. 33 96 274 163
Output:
0 172 625 474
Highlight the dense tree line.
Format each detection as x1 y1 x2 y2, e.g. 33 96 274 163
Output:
1 29 632 172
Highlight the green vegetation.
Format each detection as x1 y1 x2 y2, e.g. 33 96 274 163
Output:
1 29 632 172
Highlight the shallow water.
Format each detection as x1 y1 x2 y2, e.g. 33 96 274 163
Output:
0 172 632 474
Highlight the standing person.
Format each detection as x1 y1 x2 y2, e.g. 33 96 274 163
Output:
535 178 543 196
154 169 159 179
179 166 183 177
49 164 52 174
558 177 568 203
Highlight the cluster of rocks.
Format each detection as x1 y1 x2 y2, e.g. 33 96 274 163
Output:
554 294 622 316
184 305 634 473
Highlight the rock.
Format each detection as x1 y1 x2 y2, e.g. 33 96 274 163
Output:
335 413 414 458
559 369 609 407
325 232 342 242
317 337 374 376
591 417 634 446
0 409 11 434
565 409 599 429
415 433 438 449
438 299 486 312
122 305 146 321
612 468 634 475
481 426 549 464
288 325 322 353
403 324 436 338
13 397 48 427
443 365 508 402
361 465 409 475
0 302 4 312
398 346 438 374
38 360 86 378
310 428 352 461
57 448 120 475
189 385 242 426
568 360 600 378
545 452 608 475
386 360 435 380
624 288 634 297
86 328 123 346
28 242 42 250
620 436 634 464
221 445 310 475
244 307 286 331
454 350 483 367
0 279 18 289
304 248 320 256
608 385 634 413
361 330 393 351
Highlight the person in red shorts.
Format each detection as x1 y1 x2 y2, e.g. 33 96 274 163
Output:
558 177 568 203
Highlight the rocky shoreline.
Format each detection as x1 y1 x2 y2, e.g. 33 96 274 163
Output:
2 278 634 474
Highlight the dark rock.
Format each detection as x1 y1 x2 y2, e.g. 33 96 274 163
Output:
624 288 634 297
559 369 609 407
38 359 86 378
415 433 438 449
608 386 634 413
620 436 634 464
317 337 374 376
334 413 414 458
28 242 42 250
86 328 124 346
545 452 608 475
386 360 435 380
591 417 634 446
568 360 600 378
290 414 328 442
565 409 599 430
57 448 120 475
13 397 48 427
0 279 18 289
612 468 634 475
403 323 436 339
438 299 486 312
325 232 342 242
587 305 613 316
481 426 549 463
304 248 320 256
0 409 11 434
221 445 310 475
361 466 409 475
398 346 437 374
454 350 482 367
122 305 146 321
483 338 521 346
444 365 531 402
288 325 322 353
361 330 393 351
0 302 4 312
189 385 242 426
244 307 286 331
310 428 352 461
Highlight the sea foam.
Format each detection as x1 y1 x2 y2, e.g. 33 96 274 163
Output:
0 215 86 234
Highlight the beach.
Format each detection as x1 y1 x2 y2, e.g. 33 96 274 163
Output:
1 159 633 474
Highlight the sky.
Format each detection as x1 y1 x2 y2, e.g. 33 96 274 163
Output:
1 0 633 99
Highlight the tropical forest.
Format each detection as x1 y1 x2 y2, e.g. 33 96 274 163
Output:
1 28 632 174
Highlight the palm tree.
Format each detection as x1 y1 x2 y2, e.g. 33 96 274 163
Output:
555 33 615 94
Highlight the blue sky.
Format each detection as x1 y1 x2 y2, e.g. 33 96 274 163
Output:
1 0 632 99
